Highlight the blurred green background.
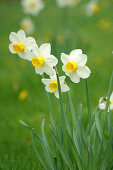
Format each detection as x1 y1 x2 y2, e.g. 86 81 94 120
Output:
0 0 113 169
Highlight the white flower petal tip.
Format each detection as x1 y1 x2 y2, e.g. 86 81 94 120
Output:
32 44 58 76
41 75 69 99
21 0 44 16
9 29 36 60
61 49 91 83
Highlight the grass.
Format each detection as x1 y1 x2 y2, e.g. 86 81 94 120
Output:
0 0 113 169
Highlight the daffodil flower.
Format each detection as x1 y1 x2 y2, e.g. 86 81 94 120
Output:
31 44 58 76
9 30 36 60
85 0 100 16
21 0 44 16
56 0 80 8
42 73 69 98
20 18 35 35
61 49 91 83
99 92 113 110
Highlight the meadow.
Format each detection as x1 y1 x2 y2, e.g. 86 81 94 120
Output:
0 0 113 169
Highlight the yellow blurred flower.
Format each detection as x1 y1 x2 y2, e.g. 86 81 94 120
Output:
93 57 103 67
18 90 28 100
98 18 112 30
56 34 64 45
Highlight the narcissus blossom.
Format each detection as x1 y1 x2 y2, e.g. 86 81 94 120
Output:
9 30 36 60
20 18 35 35
21 0 44 16
42 72 69 98
85 0 100 16
31 44 58 76
56 0 80 8
61 49 91 83
99 92 113 110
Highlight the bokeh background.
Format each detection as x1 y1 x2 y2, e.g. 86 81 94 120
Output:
0 0 113 169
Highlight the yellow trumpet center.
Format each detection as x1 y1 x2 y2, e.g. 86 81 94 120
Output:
72 0 80 2
32 57 44 68
13 43 24 53
110 100 113 105
29 2 36 8
49 81 58 91
66 62 78 72
92 5 100 13
21 23 30 30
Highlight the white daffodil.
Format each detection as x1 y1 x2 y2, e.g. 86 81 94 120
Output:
21 0 44 16
85 0 100 16
61 49 91 83
99 92 113 111
20 18 35 35
42 72 69 98
9 30 36 60
56 0 80 8
30 43 58 76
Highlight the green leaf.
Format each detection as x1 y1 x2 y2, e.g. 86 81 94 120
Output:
95 112 102 141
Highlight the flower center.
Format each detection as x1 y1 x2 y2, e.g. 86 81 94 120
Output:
21 23 30 30
29 2 36 8
13 43 24 53
110 100 113 105
32 57 44 68
49 81 58 91
92 5 100 13
66 62 78 72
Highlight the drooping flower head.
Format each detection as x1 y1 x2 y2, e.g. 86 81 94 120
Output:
61 49 91 83
21 0 44 16
42 71 69 98
99 92 113 111
31 43 58 76
85 0 100 16
56 0 80 8
20 18 35 35
9 30 36 60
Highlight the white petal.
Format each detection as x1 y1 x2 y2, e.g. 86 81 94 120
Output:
70 72 80 83
70 49 82 57
18 49 33 61
17 30 26 42
110 92 113 101
9 44 16 54
25 37 36 49
59 76 66 84
77 66 91 79
61 84 70 92
44 65 55 76
41 79 51 85
62 65 70 76
45 55 58 66
99 103 106 110
35 67 44 75
32 45 40 56
110 104 113 110
61 53 69 64
40 43 51 57
70 53 87 67
9 32 18 43
54 90 59 98
45 85 53 93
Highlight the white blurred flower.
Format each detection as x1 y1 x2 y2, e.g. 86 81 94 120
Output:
85 0 100 16
9 30 36 60
30 43 58 76
56 0 80 8
61 49 91 83
21 0 44 16
42 72 69 98
99 92 113 110
20 18 35 35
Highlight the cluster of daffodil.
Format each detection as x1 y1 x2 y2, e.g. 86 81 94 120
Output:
9 29 91 99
